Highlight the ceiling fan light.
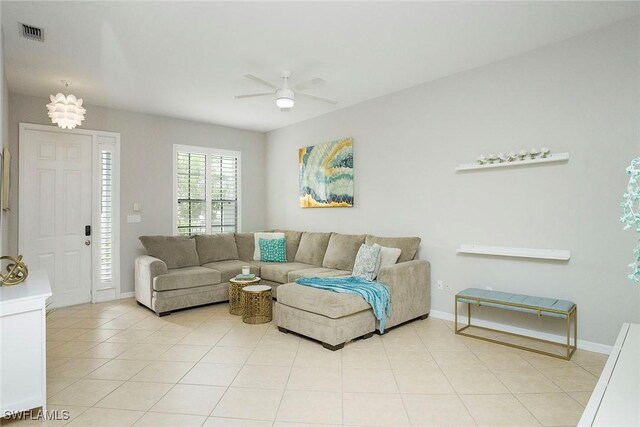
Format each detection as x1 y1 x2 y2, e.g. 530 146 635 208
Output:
276 97 294 109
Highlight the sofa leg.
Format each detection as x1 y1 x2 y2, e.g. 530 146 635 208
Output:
157 311 171 317
375 330 385 335
322 342 345 351
278 326 289 334
362 332 374 340
420 313 429 320
136 301 145 307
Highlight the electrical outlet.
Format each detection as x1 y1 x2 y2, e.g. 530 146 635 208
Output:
127 214 141 223
444 282 451 291
437 280 443 290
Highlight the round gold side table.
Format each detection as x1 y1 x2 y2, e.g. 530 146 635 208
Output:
241 284 273 324
228 276 261 315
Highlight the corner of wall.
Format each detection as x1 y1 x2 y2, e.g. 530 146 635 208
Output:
0 3 7 257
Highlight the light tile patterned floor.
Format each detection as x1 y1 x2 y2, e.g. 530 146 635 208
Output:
1 298 606 427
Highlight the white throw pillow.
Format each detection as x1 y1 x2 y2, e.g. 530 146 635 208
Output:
374 244 402 279
253 232 285 261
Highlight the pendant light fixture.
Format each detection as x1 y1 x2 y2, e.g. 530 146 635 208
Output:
46 80 86 129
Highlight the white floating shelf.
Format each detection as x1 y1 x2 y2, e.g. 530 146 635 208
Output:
457 244 571 261
455 152 569 172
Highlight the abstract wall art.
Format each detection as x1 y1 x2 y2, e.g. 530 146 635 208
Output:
299 137 353 208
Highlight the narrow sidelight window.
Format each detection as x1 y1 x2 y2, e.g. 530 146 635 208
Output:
100 149 113 282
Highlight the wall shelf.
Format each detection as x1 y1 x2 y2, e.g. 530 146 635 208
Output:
457 244 571 261
455 152 569 172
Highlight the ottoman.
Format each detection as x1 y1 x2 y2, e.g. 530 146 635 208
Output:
274 282 376 350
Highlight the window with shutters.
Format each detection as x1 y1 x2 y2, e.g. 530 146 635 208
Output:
174 145 241 235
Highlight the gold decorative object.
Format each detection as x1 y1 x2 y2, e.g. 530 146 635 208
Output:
0 255 29 286
241 285 272 324
454 294 577 360
228 276 261 315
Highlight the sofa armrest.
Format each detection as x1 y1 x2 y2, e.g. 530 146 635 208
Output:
135 255 168 309
376 260 430 329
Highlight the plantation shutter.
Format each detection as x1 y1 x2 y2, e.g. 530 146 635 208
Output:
93 136 119 302
100 149 114 282
175 147 240 235
211 155 238 233
176 152 207 235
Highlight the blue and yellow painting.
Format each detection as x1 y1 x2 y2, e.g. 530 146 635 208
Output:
299 138 353 208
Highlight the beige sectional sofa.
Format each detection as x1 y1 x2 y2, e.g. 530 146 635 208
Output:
135 230 430 349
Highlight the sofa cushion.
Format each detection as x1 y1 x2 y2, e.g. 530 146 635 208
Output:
153 266 221 291
287 267 351 282
323 233 366 270
195 233 239 265
140 236 200 269
260 262 316 284
294 232 333 266
202 260 260 282
365 235 421 263
277 283 371 319
246 260 278 269
235 233 255 261
273 230 303 262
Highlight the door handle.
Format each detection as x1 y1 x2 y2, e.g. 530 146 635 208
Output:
85 240 91 246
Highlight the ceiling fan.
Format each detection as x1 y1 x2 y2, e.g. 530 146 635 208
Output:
235 70 338 111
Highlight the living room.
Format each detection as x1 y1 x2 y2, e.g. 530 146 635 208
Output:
0 1 638 426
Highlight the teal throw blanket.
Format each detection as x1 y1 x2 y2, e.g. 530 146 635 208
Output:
295 276 392 333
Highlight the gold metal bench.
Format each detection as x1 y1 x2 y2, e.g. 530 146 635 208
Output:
454 288 577 360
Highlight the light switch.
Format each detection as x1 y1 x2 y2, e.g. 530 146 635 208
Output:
133 203 141 212
127 214 141 223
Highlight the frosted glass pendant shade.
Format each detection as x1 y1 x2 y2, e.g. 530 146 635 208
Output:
46 93 86 129
276 97 294 108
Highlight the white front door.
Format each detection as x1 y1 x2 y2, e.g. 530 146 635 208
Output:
20 128 93 307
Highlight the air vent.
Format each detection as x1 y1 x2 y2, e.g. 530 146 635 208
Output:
20 23 44 42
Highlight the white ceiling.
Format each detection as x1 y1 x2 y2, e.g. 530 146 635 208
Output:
3 1 639 132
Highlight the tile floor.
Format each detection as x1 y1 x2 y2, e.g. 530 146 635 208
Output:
1 298 606 427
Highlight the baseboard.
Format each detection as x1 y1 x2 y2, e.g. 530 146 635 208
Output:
119 291 134 299
429 309 612 355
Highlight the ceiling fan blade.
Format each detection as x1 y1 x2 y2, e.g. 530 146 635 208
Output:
243 74 278 90
234 92 274 99
293 78 325 92
297 92 338 105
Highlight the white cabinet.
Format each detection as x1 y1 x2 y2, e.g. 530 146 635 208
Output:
0 270 51 415
579 323 640 426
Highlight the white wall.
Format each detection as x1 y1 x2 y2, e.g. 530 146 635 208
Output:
265 18 640 347
0 79 6 260
6 94 267 294
0 0 7 258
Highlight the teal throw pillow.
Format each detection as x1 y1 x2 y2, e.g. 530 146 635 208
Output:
259 237 287 262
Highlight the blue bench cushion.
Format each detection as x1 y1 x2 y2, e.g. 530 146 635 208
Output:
457 288 575 319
